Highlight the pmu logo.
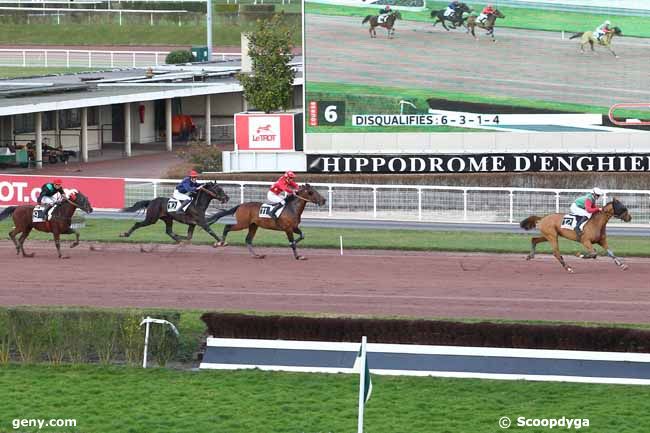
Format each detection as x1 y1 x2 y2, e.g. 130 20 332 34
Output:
252 124 277 142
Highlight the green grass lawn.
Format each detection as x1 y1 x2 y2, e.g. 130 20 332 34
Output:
1 363 649 433
0 67 97 78
2 217 648 256
306 2 650 38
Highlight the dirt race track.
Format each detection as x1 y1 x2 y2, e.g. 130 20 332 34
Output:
306 14 650 107
2 241 649 324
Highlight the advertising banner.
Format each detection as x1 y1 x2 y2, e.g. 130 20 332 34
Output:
0 174 125 209
235 113 296 151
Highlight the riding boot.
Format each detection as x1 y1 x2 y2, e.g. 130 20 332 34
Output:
41 204 52 220
574 216 586 241
270 202 283 223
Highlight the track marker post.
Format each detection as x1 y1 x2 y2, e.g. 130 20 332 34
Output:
340 235 343 255
140 317 180 368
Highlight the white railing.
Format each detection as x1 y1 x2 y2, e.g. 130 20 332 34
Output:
0 49 241 69
123 179 650 225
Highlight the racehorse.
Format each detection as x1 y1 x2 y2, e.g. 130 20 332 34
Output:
362 10 402 39
207 184 326 260
119 182 229 244
520 198 631 273
569 26 622 58
467 9 505 41
431 3 472 31
0 191 93 258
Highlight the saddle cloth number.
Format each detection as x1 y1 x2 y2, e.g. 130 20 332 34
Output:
259 203 283 219
167 199 182 212
560 214 584 230
32 206 46 223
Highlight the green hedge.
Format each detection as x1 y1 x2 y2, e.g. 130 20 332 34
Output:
0 308 180 366
201 313 650 353
165 50 194 65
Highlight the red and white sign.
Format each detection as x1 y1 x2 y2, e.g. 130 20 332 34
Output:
235 113 295 151
0 174 125 209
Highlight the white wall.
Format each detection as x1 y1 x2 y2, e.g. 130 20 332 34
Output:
130 101 156 144
305 131 650 154
223 151 307 172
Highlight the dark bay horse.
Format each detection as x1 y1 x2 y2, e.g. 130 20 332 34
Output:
431 3 472 31
119 182 229 244
467 9 505 41
362 10 402 38
207 184 326 260
570 26 622 57
0 191 93 258
520 198 631 273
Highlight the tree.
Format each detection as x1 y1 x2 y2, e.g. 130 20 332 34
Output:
237 13 296 113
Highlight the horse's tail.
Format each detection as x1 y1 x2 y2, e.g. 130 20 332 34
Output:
569 32 582 40
207 205 240 225
520 216 541 231
0 206 16 222
122 200 151 213
362 15 371 24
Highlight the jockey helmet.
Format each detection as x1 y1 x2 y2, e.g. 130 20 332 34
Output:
385 5 391 10
53 178 63 185
189 170 199 178
604 20 611 26
285 171 296 179
592 187 604 197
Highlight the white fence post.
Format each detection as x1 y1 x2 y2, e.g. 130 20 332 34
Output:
372 187 377 219
132 52 136 67
418 188 422 221
110 52 114 68
463 189 468 221
328 186 333 217
509 190 514 223
44 50 48 67
66 51 70 68
22 50 26 67
555 192 560 213
153 181 158 198
88 51 92 68
240 184 245 204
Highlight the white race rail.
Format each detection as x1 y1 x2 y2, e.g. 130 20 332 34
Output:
0 49 241 68
124 179 650 224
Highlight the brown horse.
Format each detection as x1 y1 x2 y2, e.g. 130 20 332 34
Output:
207 184 326 260
467 9 505 41
569 26 622 58
0 191 93 258
520 198 631 273
362 10 402 39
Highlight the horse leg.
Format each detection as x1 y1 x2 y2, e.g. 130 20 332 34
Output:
62 227 80 248
193 219 224 247
8 227 21 255
548 234 573 273
15 227 34 258
120 214 159 238
245 224 264 259
52 230 68 259
293 227 305 244
598 237 628 270
578 239 597 259
162 217 184 243
589 40 595 52
186 224 196 242
526 236 547 260
607 46 618 58
286 231 306 260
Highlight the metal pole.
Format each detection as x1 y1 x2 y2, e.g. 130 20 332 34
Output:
124 103 132 157
142 318 150 368
35 112 43 169
81 107 88 163
205 95 211 145
165 99 172 151
206 0 213 61
357 336 367 433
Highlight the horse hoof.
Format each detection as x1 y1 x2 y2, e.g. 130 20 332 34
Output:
119 233 128 238
566 267 574 273
621 264 629 271
253 254 266 259
526 255 533 261
60 256 70 260
70 243 79 249
296 256 308 261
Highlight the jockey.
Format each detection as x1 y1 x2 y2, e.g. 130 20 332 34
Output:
37 178 66 217
173 170 202 212
569 187 603 240
378 5 391 23
594 20 613 41
268 171 299 222
444 0 460 18
478 4 495 23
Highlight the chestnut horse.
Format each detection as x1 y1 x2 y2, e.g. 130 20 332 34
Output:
119 182 229 244
520 198 631 273
207 184 326 260
569 26 622 58
467 9 505 41
362 10 402 39
0 191 93 258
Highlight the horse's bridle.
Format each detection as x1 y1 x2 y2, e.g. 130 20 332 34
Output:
197 185 223 201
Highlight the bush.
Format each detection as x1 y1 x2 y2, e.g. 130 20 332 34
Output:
165 50 194 65
177 142 222 172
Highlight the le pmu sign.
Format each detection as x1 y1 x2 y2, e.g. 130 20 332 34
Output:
0 174 125 209
234 112 296 151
